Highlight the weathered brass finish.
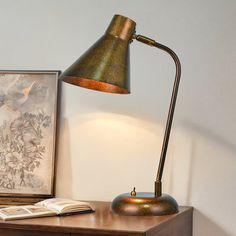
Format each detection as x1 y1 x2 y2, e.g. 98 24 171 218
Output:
61 15 136 94
111 192 178 216
61 14 182 216
106 15 136 41
111 34 181 214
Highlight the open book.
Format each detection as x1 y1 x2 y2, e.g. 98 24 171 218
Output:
0 198 94 221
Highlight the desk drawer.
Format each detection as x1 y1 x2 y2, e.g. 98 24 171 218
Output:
0 229 69 236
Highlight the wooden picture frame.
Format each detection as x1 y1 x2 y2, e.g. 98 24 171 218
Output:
0 70 60 205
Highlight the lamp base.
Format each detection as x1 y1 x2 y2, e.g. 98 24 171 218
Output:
111 192 178 216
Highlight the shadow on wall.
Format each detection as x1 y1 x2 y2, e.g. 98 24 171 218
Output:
165 122 236 236
194 210 231 236
55 117 73 198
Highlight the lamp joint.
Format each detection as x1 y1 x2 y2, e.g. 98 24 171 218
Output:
155 180 162 197
134 34 156 47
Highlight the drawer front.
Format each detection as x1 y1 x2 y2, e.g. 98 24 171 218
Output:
71 232 141 236
0 229 69 236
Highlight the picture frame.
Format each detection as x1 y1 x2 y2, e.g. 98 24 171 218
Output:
0 70 60 205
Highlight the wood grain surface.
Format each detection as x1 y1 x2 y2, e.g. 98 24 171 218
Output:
0 201 193 236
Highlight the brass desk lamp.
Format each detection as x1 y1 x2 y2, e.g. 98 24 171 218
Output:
61 15 181 216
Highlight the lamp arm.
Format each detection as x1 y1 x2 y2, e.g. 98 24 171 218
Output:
134 35 181 197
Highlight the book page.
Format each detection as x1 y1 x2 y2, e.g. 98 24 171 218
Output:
36 198 92 214
0 205 55 220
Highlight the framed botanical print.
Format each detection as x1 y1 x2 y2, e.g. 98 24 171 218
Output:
0 71 60 204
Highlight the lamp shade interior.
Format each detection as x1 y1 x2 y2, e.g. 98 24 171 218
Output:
62 77 129 94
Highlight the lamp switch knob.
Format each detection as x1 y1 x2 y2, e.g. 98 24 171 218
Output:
131 187 136 196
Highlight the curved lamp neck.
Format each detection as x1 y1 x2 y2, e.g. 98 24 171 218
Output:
134 34 182 197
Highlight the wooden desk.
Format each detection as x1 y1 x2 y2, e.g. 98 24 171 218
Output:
0 201 193 236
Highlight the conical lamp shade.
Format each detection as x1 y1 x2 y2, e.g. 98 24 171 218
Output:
61 15 136 94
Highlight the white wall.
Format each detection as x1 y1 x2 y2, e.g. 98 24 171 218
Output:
0 0 235 235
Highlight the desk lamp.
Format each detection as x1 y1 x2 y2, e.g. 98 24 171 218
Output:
61 15 181 216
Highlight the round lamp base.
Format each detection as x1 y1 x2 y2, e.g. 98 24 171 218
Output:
111 192 178 216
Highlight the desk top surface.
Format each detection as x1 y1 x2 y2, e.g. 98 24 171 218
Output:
0 201 193 235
